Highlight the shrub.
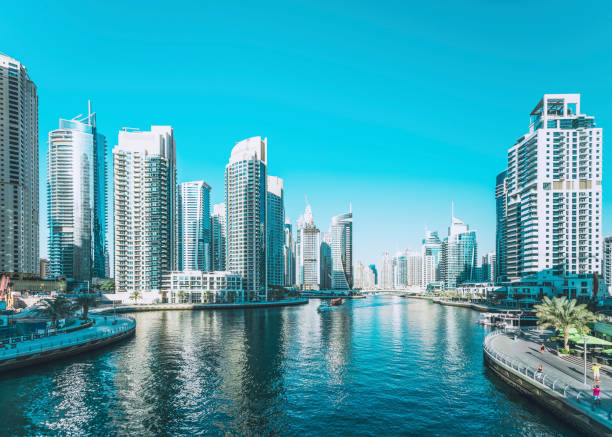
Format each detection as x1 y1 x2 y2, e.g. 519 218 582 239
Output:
559 348 570 354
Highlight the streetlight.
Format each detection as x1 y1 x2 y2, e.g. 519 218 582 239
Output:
583 334 588 386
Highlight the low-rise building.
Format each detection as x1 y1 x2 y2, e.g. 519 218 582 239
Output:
164 271 244 303
495 274 608 302
456 282 500 298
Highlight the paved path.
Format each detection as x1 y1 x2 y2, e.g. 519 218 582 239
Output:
489 329 612 425
0 315 134 360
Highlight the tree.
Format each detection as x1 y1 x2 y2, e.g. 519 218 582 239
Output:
130 290 142 304
534 296 597 351
76 294 98 320
177 290 186 304
99 279 115 292
37 297 77 328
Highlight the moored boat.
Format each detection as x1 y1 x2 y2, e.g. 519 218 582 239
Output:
330 298 343 306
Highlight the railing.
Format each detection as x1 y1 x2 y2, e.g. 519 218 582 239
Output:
0 317 135 361
483 331 612 421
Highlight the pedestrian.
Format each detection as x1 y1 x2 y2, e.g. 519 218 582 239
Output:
592 363 601 383
540 344 545 353
536 365 543 380
593 385 601 407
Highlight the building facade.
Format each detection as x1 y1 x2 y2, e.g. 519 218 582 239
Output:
604 236 612 288
113 126 177 293
296 201 320 290
283 218 295 286
440 216 478 290
210 203 227 271
496 94 603 281
0 54 39 274
179 181 211 271
48 103 108 283
266 176 285 287
330 211 353 290
422 230 442 288
379 251 394 289
165 270 244 303
225 137 267 300
320 231 332 290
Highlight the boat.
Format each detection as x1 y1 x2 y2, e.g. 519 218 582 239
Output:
330 298 343 306
477 311 538 330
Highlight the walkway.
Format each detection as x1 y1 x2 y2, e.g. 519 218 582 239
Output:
486 329 612 429
0 315 135 361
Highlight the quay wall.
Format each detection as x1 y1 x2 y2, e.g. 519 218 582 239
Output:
95 299 309 314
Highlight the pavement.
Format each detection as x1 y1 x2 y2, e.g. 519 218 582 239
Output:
490 329 612 424
0 315 134 360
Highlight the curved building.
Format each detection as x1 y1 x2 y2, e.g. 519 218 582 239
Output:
225 137 267 300
331 211 352 290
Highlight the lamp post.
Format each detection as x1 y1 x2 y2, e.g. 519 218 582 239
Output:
584 334 588 386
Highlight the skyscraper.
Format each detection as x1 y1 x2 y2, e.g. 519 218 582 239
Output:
604 236 612 288
481 252 496 283
393 253 407 289
210 203 226 271
440 215 477 290
0 54 38 274
496 94 603 281
113 126 176 293
406 250 423 287
48 102 107 282
179 181 211 271
495 171 508 282
320 231 332 290
267 176 285 287
296 201 320 290
283 217 295 286
421 230 442 288
380 251 394 289
225 137 267 300
331 211 353 290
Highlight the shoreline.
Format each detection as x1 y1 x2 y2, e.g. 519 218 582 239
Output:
95 298 309 314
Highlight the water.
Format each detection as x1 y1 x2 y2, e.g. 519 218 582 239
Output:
0 296 577 436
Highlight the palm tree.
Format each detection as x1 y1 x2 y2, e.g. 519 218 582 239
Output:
37 297 77 328
130 290 142 304
99 279 115 292
76 294 98 320
534 296 597 351
177 290 186 304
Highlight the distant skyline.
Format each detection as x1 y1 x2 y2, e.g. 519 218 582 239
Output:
2 0 610 266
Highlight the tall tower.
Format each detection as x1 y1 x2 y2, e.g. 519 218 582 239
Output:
331 211 353 289
603 236 612 288
48 102 107 282
440 215 477 290
210 203 227 271
113 126 176 293
225 137 267 300
496 94 603 280
266 176 285 287
0 54 38 274
283 217 295 286
296 200 320 290
179 181 211 271
421 229 442 288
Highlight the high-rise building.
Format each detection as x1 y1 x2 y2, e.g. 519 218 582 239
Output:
440 215 477 290
421 230 442 288
48 102 108 283
604 236 612 288
354 261 375 289
266 176 285 287
113 126 176 293
296 201 320 290
369 264 378 285
0 54 38 274
406 250 423 287
331 211 353 290
179 181 211 271
225 137 267 300
210 203 227 271
393 253 407 289
495 171 508 282
283 217 295 286
320 231 332 290
380 251 394 289
496 94 603 281
481 251 496 283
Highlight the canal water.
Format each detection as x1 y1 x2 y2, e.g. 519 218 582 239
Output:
0 296 577 436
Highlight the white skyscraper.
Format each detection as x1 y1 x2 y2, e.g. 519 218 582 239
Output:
421 230 442 288
211 203 227 271
481 251 496 283
179 181 211 271
225 137 267 300
497 95 603 281
0 54 38 274
331 211 353 290
406 250 423 287
267 176 285 287
380 251 394 290
48 102 108 283
296 200 320 290
113 126 176 293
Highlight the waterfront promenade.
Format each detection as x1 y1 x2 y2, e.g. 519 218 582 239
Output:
485 329 612 435
0 315 135 372
95 298 308 314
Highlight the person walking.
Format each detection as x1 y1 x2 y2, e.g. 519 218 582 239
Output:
592 363 601 383
540 344 545 354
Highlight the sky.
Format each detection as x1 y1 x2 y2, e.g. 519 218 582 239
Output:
2 0 611 266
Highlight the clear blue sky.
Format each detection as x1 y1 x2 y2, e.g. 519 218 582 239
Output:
2 0 611 266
